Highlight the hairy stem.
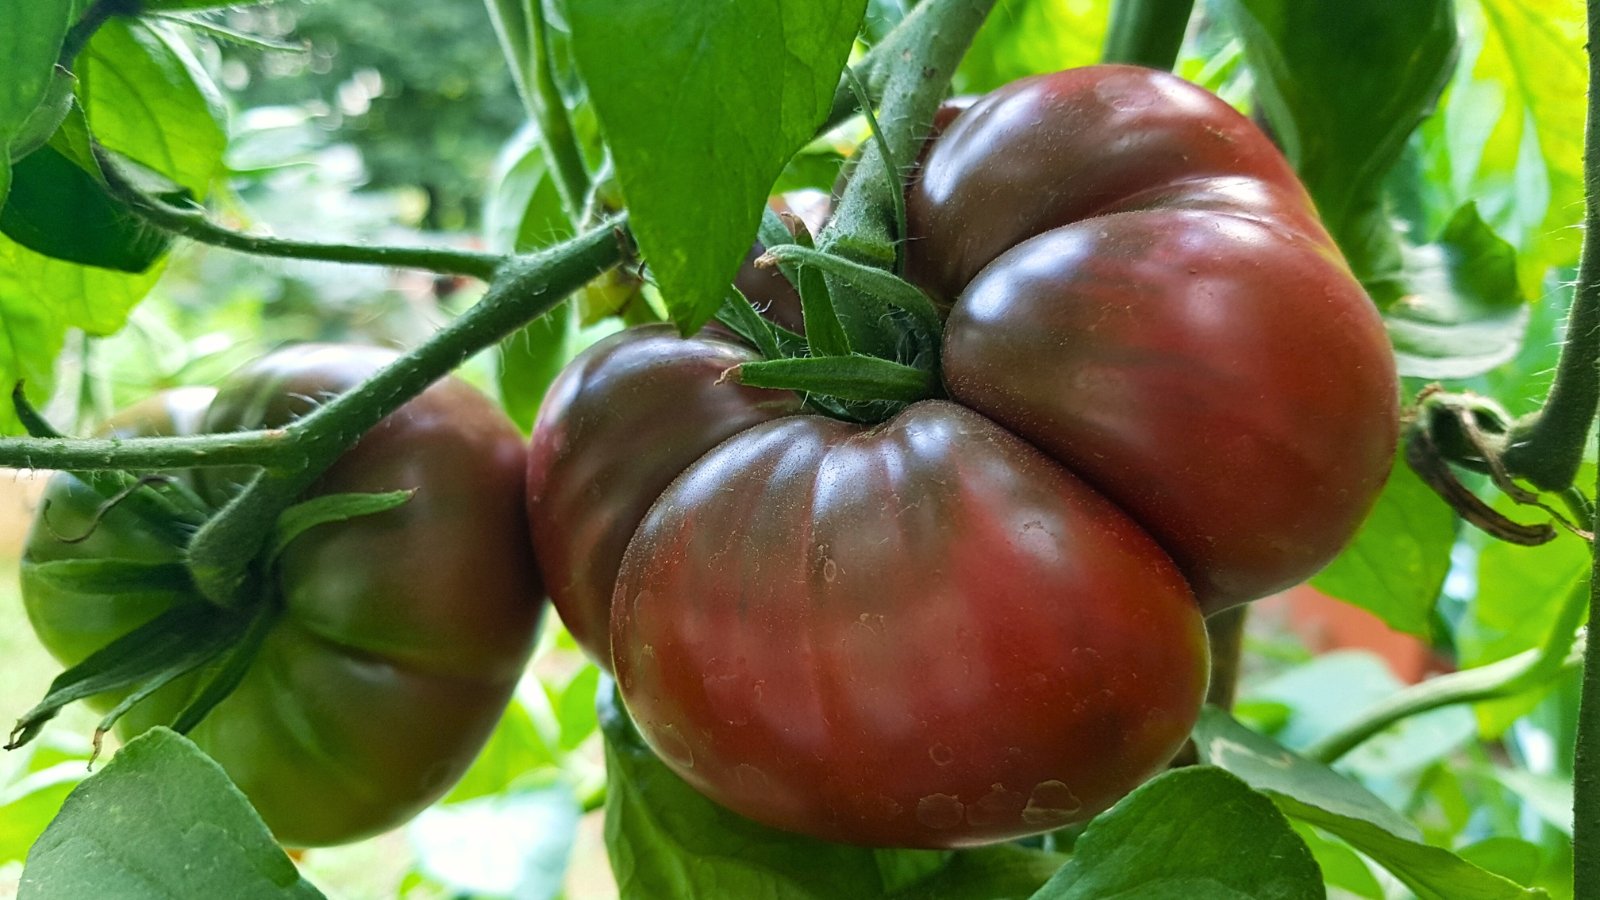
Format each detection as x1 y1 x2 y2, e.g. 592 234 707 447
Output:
97 148 506 281
820 0 997 265
1501 1 1600 492
185 219 630 607
1308 579 1589 764
1102 0 1196 71
59 0 139 67
526 0 591 217
0 430 300 472
1571 5 1600 893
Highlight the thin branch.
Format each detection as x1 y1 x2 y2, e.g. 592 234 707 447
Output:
59 0 140 68
526 0 591 217
96 148 507 281
1102 0 1196 71
184 218 631 608
0 430 299 472
1308 578 1589 764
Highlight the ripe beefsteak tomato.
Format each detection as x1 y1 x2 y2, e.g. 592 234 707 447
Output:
527 65 1397 848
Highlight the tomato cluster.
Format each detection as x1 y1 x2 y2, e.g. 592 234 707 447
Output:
22 345 543 847
528 65 1398 847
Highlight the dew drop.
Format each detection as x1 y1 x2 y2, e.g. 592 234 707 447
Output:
916 793 965 830
1022 780 1082 826
928 742 955 766
654 724 695 770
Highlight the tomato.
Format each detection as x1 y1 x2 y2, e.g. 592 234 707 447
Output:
23 344 542 847
526 327 803 662
910 65 1398 612
527 65 1395 848
612 401 1207 847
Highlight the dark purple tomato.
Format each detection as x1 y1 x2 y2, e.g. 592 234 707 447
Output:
612 402 1208 847
910 65 1399 612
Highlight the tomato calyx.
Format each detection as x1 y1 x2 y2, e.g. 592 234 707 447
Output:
715 212 944 423
1406 386 1592 544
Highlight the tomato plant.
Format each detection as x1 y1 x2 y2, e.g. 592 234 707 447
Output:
0 0 1595 897
525 64 1393 848
21 345 543 847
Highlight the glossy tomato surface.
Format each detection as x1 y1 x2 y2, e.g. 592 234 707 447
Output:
612 402 1208 847
525 327 801 664
23 344 543 847
911 65 1399 611
529 64 1397 849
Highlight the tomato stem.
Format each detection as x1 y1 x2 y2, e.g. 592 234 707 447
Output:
184 218 630 608
817 0 997 352
1307 578 1589 765
1102 0 1196 72
94 146 507 281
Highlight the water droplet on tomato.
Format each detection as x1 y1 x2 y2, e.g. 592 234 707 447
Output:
655 724 695 770
928 742 955 766
916 793 965 829
1022 780 1081 826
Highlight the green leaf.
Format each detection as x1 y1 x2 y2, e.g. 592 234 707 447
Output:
554 664 601 753
485 122 575 255
499 304 576 431
0 740 88 866
1214 0 1456 295
1461 464 1593 734
80 19 227 200
8 67 77 163
0 17 227 435
269 490 415 562
486 123 582 429
889 844 1064 899
1029 767 1322 899
0 142 172 272
1246 652 1475 779
1194 710 1544 900
0 0 76 203
737 355 933 403
1418 0 1585 295
600 676 890 899
442 700 560 805
1311 453 1454 637
19 729 324 899
568 0 867 332
955 0 1110 94
1291 823 1385 899
22 559 193 596
1385 204 1528 379
142 0 270 8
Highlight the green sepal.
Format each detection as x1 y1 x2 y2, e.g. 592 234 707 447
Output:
717 290 786 361
6 601 250 752
735 354 935 404
759 206 851 357
267 489 415 564
22 558 193 596
761 243 942 360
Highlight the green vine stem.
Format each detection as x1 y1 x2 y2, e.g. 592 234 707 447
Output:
1102 0 1196 71
1307 577 1589 764
1570 4 1600 894
525 0 590 217
819 0 998 269
96 148 507 281
184 218 630 607
59 0 139 67
0 429 299 472
1500 4 1600 493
